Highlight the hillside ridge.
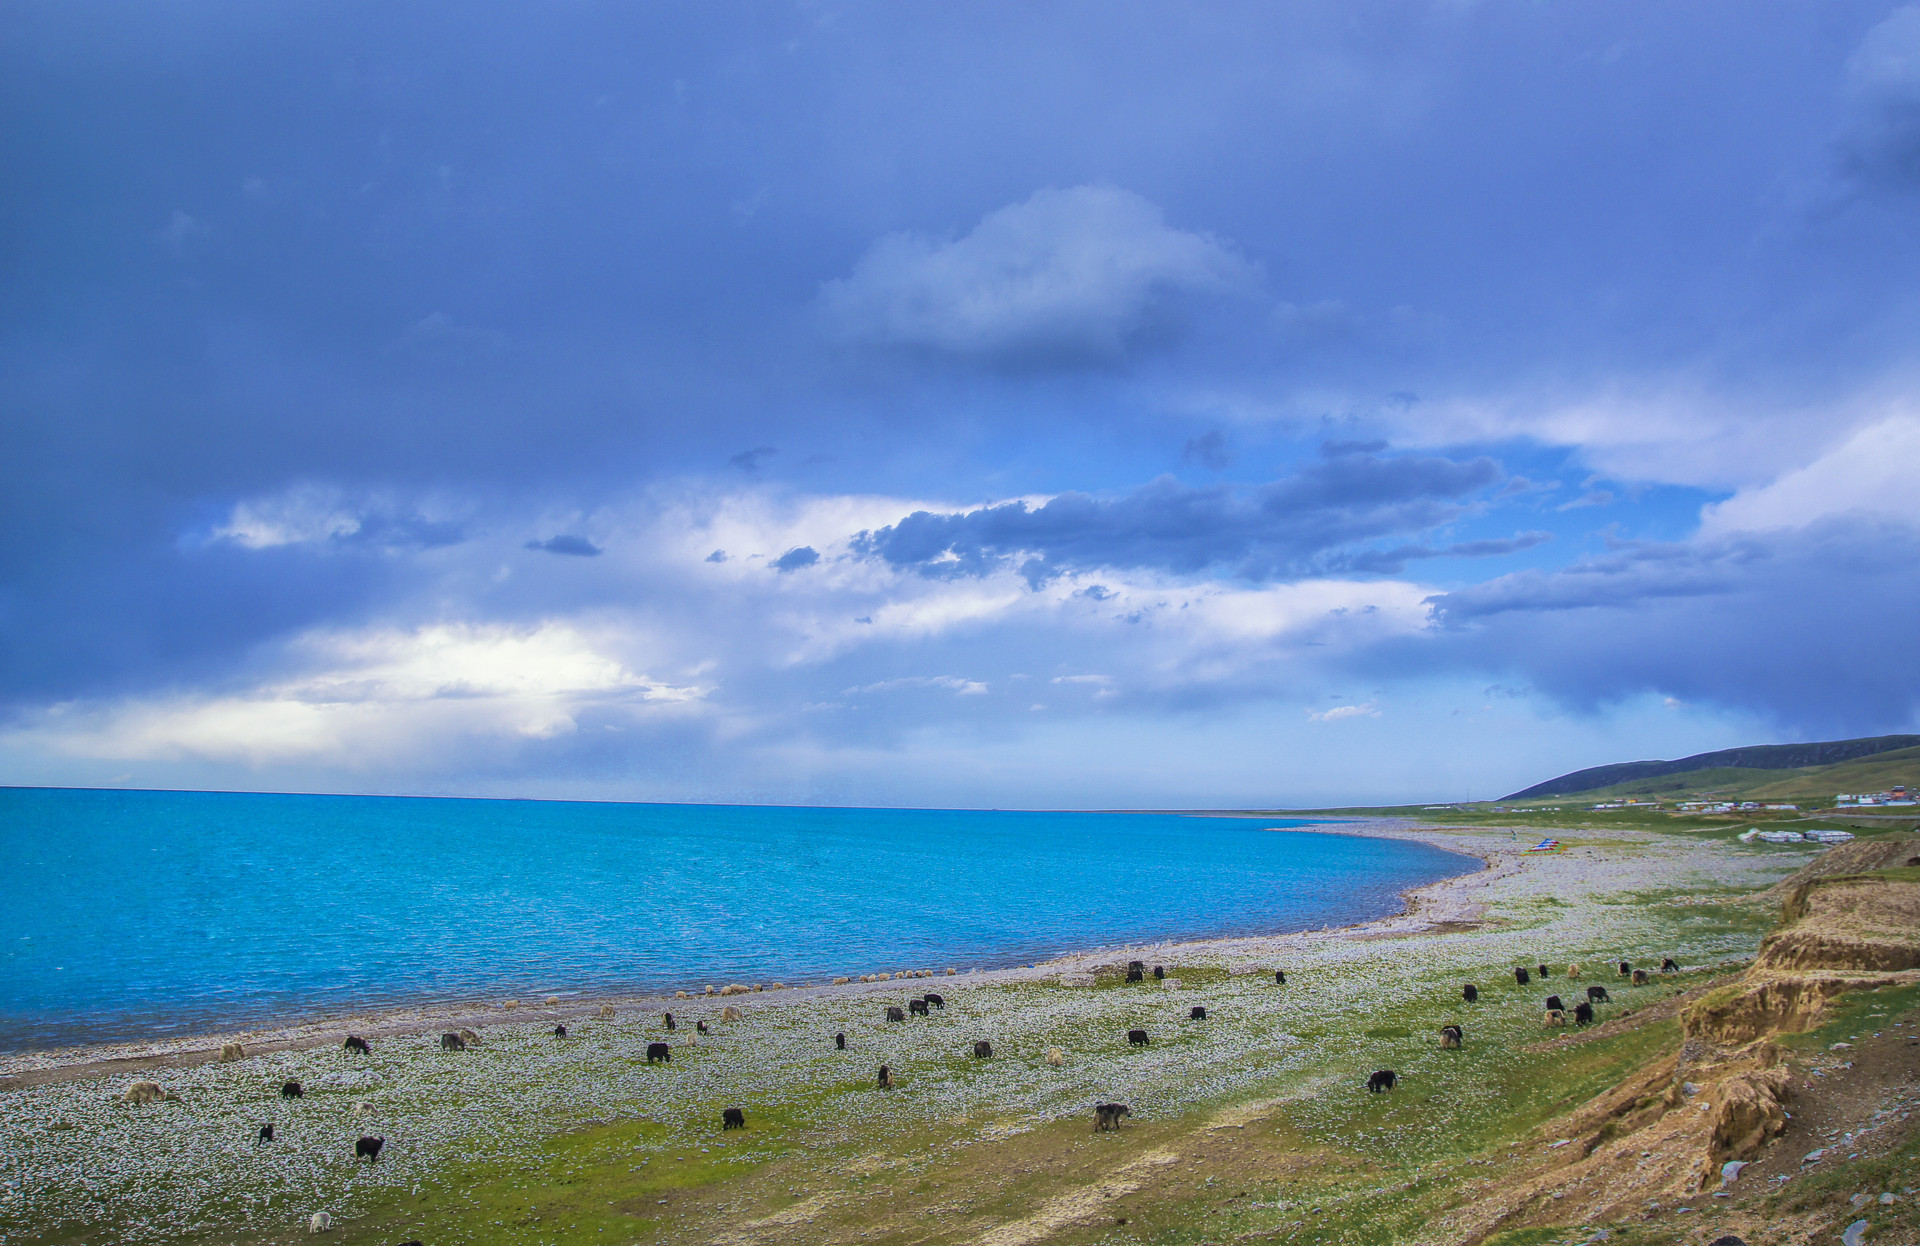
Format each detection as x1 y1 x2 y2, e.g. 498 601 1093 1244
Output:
1505 734 1920 801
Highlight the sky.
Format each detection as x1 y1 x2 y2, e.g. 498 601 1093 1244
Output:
4 0 1920 809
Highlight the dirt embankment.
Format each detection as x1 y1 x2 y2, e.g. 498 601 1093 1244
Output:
1453 838 1920 1245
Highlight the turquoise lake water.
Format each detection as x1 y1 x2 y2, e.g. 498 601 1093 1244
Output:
0 788 1474 1052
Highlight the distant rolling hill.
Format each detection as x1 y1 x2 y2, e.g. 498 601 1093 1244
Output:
1506 735 1920 803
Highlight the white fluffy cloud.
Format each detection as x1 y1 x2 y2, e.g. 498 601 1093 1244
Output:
10 623 701 767
1698 414 1920 535
818 185 1255 361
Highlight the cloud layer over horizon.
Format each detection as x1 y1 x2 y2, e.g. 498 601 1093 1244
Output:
4 0 1919 806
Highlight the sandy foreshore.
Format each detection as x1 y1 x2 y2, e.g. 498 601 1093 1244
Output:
0 818 1777 1087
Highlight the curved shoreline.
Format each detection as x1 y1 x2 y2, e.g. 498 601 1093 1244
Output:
0 819 1492 1088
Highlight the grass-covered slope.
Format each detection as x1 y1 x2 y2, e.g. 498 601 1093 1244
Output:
1503 737 1920 803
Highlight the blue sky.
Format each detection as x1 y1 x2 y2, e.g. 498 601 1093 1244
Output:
4 0 1919 807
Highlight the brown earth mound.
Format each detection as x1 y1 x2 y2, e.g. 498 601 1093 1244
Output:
1456 847 1920 1244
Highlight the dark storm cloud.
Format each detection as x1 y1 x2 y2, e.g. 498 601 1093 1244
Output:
524 535 603 557
1334 531 1552 575
1416 516 1920 733
1838 6 1920 190
853 448 1503 586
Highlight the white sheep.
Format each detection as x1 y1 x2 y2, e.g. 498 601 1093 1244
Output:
308 1211 332 1233
599 1004 617 1019
218 1041 246 1062
1045 1048 1065 1066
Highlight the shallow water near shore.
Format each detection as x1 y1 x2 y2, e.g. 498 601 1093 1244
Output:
0 787 1473 1051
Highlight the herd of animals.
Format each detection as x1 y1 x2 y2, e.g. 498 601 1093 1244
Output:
111 954 1685 1233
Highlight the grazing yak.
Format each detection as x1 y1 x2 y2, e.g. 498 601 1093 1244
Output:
663 1012 676 1031
1274 970 1287 985
1440 1025 1462 1049
1094 1103 1130 1132
551 1024 568 1038
1586 985 1610 1003
1190 1006 1208 1021
1127 1029 1149 1046
696 1021 710 1035
343 1036 370 1055
876 1065 892 1089
1632 969 1651 986
1573 1002 1595 1025
1152 966 1165 979
440 1032 467 1051
1462 984 1479 1002
281 1080 303 1099
1366 1069 1397 1093
1125 961 1146 983
1537 964 1551 978
646 1042 671 1063
219 1041 247 1062
1662 957 1679 973
257 1124 274 1142
1618 961 1631 976
835 1032 846 1050
355 1136 383 1163
1045 1047 1065 1066
973 1040 993 1059
1542 1009 1566 1028
1514 966 1530 985
721 1107 746 1130
1545 995 1565 1013
886 1006 907 1023
923 993 945 1010
909 999 929 1017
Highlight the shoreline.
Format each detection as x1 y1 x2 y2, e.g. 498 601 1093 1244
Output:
0 819 1496 1087
2 819 1824 1246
